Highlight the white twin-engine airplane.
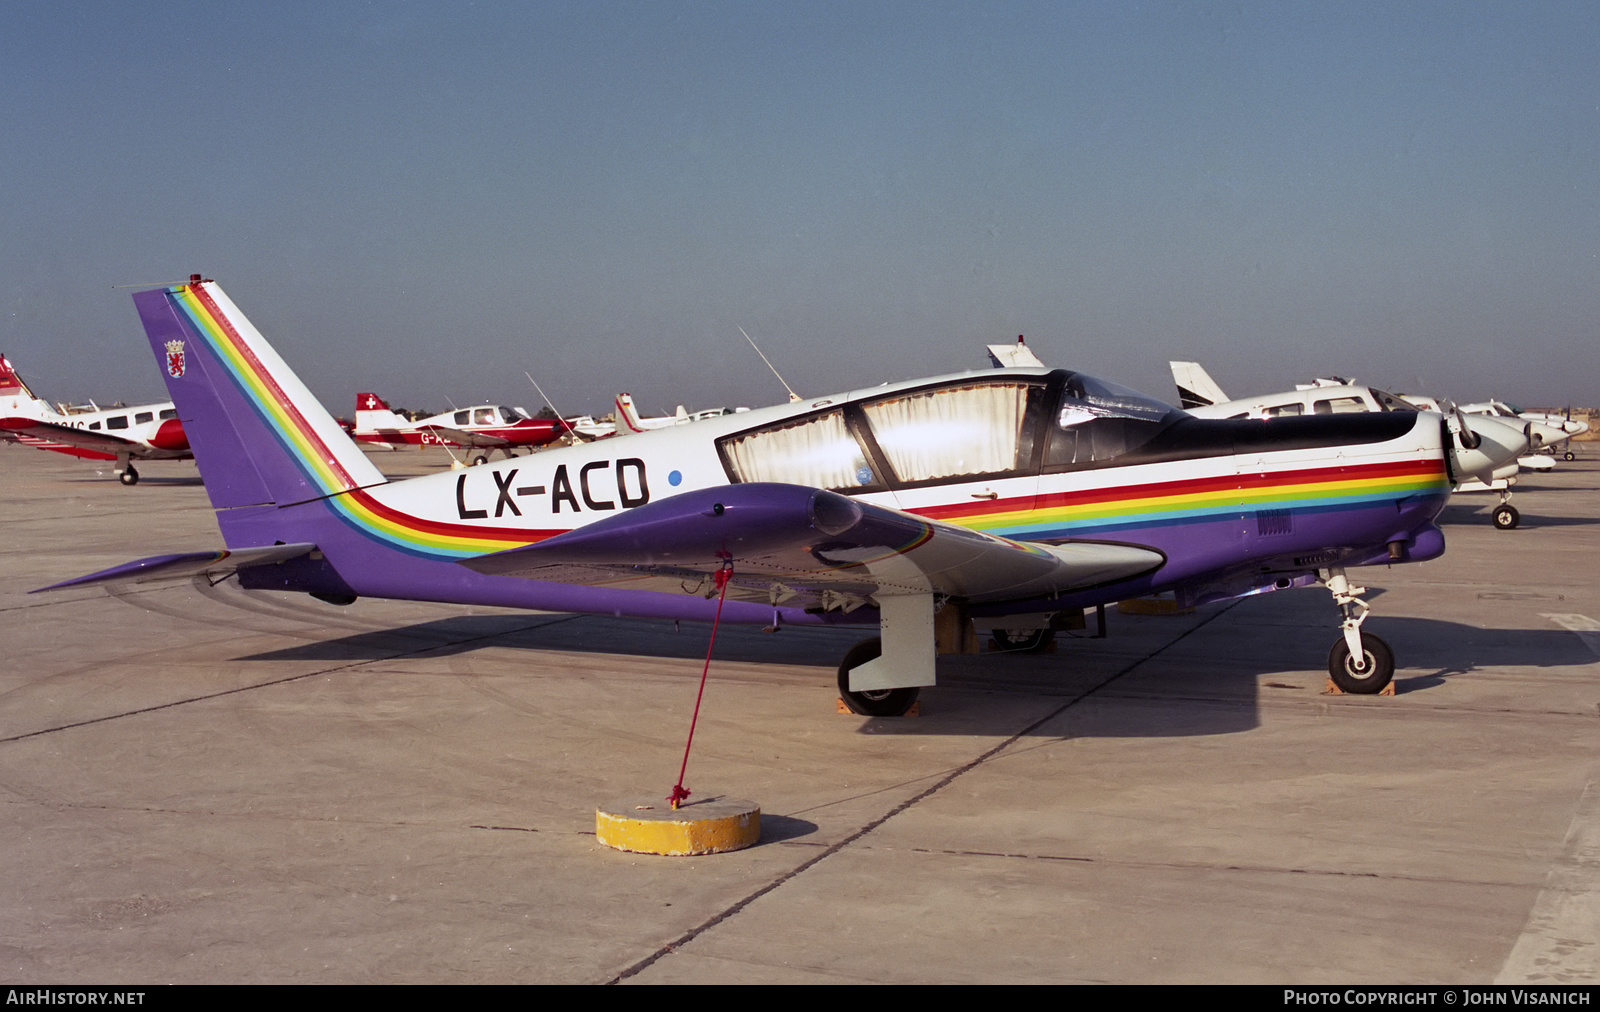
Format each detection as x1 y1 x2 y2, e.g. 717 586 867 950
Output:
1169 361 1558 531
42 278 1464 713
0 353 190 485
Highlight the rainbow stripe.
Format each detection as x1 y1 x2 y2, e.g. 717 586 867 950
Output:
171 284 559 560
918 459 1450 538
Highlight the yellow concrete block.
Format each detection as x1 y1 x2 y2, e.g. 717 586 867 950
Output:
596 796 761 856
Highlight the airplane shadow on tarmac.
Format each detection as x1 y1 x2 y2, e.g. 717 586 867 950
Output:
235 606 1598 741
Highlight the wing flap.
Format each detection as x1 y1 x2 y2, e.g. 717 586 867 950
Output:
460 484 1163 608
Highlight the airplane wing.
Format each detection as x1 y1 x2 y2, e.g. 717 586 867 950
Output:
418 424 512 448
0 417 159 455
460 483 1163 610
32 543 318 592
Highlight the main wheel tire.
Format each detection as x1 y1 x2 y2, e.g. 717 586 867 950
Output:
1493 504 1520 530
836 637 920 717
992 628 1056 653
470 454 490 466
1564 451 1576 461
1327 632 1395 694
118 467 139 486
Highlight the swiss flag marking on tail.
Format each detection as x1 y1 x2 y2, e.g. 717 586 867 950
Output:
357 393 388 411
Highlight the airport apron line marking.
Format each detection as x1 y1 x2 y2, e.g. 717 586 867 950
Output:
1495 776 1600 984
1541 613 1600 659
0 613 584 746
605 599 1246 986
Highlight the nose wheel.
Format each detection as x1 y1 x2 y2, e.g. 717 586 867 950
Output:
1493 504 1520 530
1321 567 1395 694
117 464 139 486
1327 632 1395 694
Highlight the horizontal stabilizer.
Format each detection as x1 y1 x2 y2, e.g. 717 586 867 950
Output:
461 483 1163 608
32 543 318 593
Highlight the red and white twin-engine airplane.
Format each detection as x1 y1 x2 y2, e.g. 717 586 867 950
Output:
0 353 190 485
350 392 572 463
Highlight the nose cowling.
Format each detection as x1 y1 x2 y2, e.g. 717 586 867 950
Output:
1451 414 1527 485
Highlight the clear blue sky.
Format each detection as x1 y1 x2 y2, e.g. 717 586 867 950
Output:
3 1 1596 415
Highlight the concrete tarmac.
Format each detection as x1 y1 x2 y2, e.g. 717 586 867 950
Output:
2 445 1597 984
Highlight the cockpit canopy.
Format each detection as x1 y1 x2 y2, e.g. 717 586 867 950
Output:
717 370 1181 492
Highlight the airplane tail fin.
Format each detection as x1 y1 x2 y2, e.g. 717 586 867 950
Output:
0 353 48 416
354 392 410 432
1169 361 1229 410
132 278 387 511
614 393 646 434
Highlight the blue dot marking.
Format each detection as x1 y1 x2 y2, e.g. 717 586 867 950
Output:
668 470 683 486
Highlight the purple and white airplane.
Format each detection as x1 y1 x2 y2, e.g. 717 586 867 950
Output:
41 277 1463 713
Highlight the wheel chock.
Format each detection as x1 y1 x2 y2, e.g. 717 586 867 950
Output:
596 796 760 856
1323 678 1396 696
1117 596 1195 616
836 698 920 716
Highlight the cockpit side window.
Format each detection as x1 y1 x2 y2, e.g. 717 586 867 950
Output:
454 410 470 425
1313 397 1366 414
719 408 880 491
474 407 495 426
858 380 1039 483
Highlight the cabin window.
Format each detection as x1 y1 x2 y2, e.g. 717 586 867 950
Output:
134 412 153 424
474 407 495 425
1313 397 1366 414
1044 376 1172 469
1264 403 1303 417
106 416 129 430
720 409 879 490
859 381 1034 482
454 410 469 425
159 409 176 420
89 421 102 430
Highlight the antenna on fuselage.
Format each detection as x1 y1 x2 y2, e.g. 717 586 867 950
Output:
524 371 577 438
738 326 801 403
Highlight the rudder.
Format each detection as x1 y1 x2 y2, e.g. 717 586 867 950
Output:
133 278 386 510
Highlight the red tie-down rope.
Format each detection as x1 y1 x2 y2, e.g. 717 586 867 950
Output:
668 560 733 810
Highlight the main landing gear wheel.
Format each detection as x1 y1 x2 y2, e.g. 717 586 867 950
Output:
470 454 490 466
992 628 1056 653
1327 632 1395 695
118 466 139 486
836 637 920 717
1564 450 1576 461
1493 504 1520 530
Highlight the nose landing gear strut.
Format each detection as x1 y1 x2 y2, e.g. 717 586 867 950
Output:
1321 567 1395 694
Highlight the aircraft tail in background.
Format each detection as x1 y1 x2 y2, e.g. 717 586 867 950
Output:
1169 361 1229 410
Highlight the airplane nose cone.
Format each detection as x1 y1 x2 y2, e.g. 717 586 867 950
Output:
150 418 189 451
1452 415 1526 484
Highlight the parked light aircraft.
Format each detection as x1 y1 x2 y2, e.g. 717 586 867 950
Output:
0 353 190 485
1458 400 1588 462
1169 362 1548 531
613 393 745 436
352 392 571 464
42 278 1461 712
